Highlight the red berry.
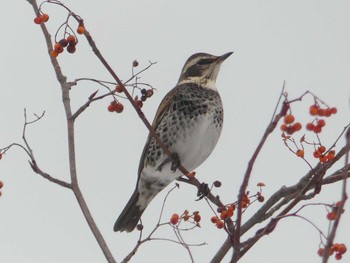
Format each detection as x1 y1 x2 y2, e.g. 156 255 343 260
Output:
318 146 326 153
220 210 229 220
319 155 327 163
170 213 179 225
314 125 322 133
54 43 64 53
285 125 295 135
136 100 143 108
146 89 154 98
41 13 49 22
114 102 124 113
317 119 326 127
107 104 115 112
309 105 318 116
335 253 342 260
293 122 302 131
34 16 42 24
66 35 76 44
211 216 219 224
193 213 201 223
296 149 304 158
77 25 85 34
216 220 224 229
317 248 324 257
327 212 336 220
280 124 287 131
0 181 3 189
338 244 347 254
228 204 235 211
50 50 59 58
226 208 234 217
115 85 123 93
313 150 321 158
306 123 315 131
330 107 338 114
284 114 295 124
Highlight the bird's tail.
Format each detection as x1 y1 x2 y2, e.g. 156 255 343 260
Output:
114 189 144 232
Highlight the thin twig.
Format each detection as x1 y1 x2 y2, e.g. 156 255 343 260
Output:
322 128 349 263
232 87 286 262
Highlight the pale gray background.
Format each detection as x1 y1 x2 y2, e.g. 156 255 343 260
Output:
1 0 349 262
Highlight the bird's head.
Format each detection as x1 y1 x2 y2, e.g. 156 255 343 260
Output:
177 52 233 89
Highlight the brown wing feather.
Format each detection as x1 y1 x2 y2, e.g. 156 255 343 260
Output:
137 86 179 177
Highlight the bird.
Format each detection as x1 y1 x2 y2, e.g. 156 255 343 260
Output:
114 52 233 232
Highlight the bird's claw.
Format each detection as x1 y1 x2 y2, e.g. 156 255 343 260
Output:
196 182 210 200
170 153 180 172
157 152 181 172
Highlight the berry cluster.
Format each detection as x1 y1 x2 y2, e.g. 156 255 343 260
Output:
50 35 78 58
210 204 235 229
313 146 335 163
33 3 86 58
109 85 154 114
281 97 338 163
34 13 49 24
107 101 124 113
326 201 344 221
306 104 337 133
318 243 347 260
209 183 265 230
170 210 201 226
133 88 154 109
280 114 302 135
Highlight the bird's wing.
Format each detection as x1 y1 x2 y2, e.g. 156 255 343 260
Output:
137 86 179 177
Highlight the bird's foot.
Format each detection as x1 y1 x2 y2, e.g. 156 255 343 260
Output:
157 152 181 172
170 152 181 172
196 182 210 200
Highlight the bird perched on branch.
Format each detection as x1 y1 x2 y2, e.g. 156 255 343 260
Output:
114 52 233 232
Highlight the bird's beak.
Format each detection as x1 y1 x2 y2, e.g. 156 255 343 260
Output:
217 52 234 62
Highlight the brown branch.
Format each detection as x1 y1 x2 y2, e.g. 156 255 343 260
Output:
231 88 286 263
22 109 71 188
29 160 71 188
26 1 116 262
322 127 350 263
211 138 350 263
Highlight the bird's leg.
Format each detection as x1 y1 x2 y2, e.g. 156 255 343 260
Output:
157 152 181 172
170 152 181 172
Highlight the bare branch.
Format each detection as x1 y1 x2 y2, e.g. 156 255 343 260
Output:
26 1 116 262
232 87 286 262
322 127 349 263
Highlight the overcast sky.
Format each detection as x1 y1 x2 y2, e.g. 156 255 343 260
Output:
1 0 350 262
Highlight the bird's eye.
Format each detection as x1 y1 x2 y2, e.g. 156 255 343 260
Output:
197 59 212 66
